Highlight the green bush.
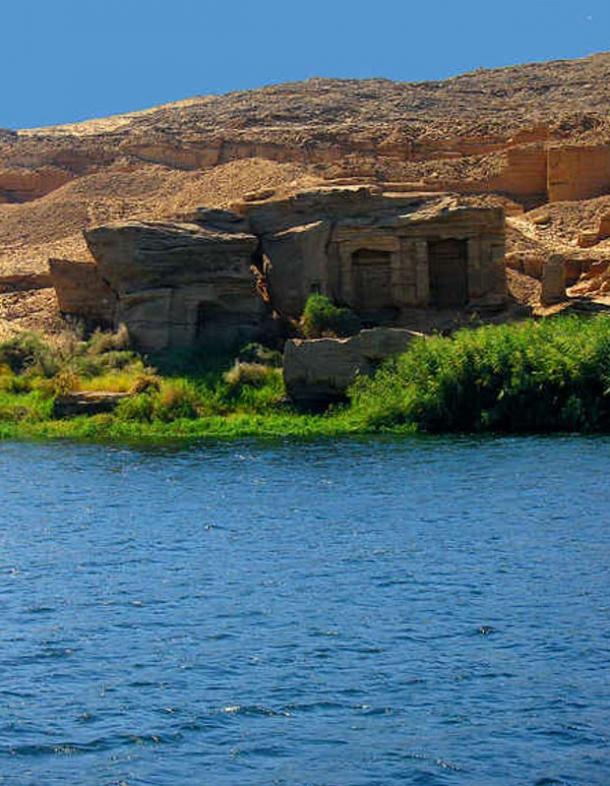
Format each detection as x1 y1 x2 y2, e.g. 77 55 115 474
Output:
0 333 57 375
129 371 162 394
115 393 156 423
300 294 361 339
153 379 201 422
237 343 283 368
349 315 610 433
223 361 277 388
87 325 130 355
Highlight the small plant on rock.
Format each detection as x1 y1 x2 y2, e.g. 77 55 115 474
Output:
300 294 361 339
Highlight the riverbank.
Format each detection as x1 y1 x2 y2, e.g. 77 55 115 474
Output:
2 315 610 442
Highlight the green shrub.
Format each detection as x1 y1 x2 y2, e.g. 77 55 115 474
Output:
87 325 130 355
0 332 57 375
300 294 361 338
114 393 155 422
224 361 277 388
96 350 140 370
0 368 31 394
129 371 162 394
349 315 610 433
153 379 201 421
237 343 283 367
45 370 81 397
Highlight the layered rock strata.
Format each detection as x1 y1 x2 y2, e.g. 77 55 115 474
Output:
49 187 507 351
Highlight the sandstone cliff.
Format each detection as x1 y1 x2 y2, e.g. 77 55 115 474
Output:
4 52 610 335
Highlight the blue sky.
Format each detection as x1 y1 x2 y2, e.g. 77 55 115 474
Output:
4 0 610 129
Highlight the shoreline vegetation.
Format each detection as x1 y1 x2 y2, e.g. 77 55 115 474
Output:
3 314 610 443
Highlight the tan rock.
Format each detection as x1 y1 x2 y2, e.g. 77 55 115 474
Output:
84 220 268 352
49 258 116 325
598 212 610 240
283 327 421 408
522 255 545 279
577 230 600 248
541 257 566 305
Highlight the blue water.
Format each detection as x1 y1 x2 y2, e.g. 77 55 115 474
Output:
0 437 609 786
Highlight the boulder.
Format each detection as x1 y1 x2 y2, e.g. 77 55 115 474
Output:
283 327 420 409
599 212 610 241
85 220 267 352
52 391 131 418
577 230 600 248
49 258 116 325
541 256 566 305
522 254 545 279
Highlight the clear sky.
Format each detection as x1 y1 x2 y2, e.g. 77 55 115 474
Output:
4 0 610 129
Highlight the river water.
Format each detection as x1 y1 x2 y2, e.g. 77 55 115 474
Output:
0 436 609 785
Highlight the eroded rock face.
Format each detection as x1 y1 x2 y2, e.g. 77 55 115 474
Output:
283 327 420 409
53 188 507 349
541 257 566 305
49 258 116 326
84 220 267 352
248 189 507 320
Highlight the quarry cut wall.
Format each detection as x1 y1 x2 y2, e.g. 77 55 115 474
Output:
547 145 610 202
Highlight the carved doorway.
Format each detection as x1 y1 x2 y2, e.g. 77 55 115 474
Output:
428 239 469 307
352 249 392 313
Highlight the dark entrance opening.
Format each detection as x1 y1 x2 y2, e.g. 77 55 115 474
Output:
352 249 392 313
428 239 469 307
196 302 247 348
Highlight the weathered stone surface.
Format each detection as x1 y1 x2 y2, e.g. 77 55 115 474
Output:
283 327 421 408
577 230 600 248
598 212 610 240
85 220 267 352
54 188 508 347
0 271 52 293
261 220 332 317
548 145 610 203
0 166 73 202
522 255 545 279
252 189 507 320
49 258 116 325
541 257 566 305
52 391 131 418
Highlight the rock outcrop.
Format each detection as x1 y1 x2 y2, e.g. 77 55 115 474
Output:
6 53 610 335
49 259 116 326
84 220 268 352
283 327 420 408
58 188 507 351
52 391 131 418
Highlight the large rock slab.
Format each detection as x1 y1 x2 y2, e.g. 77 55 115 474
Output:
52 391 131 418
49 258 116 325
85 220 267 352
283 327 420 409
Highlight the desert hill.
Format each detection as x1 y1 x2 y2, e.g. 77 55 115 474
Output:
3 51 610 336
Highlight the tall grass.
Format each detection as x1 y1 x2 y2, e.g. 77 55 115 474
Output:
349 315 610 433
4 316 610 441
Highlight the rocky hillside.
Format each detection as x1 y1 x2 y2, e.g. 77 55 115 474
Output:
3 51 610 336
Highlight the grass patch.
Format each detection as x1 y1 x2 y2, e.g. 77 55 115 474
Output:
4 315 610 442
300 294 361 338
349 314 610 433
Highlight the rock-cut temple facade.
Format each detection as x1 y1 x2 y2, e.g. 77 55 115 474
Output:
50 186 507 351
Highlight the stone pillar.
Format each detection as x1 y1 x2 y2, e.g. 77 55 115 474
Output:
541 255 566 305
467 237 483 300
491 242 508 299
415 240 429 305
339 246 353 304
390 250 405 306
